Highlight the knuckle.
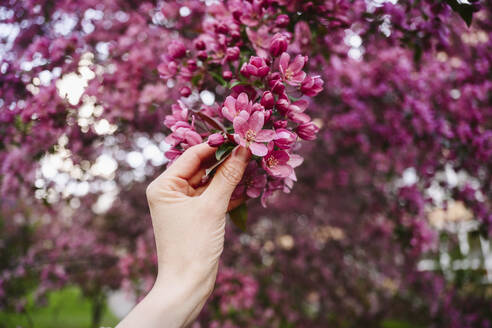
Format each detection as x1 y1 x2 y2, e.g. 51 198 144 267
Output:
219 160 243 186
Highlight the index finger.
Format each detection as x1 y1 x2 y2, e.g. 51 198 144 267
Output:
160 143 216 181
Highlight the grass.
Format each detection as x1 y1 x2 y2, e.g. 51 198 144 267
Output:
0 287 119 328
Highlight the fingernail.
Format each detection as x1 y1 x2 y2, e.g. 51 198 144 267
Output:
233 146 250 161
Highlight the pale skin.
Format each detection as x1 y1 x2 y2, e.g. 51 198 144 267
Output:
116 143 251 328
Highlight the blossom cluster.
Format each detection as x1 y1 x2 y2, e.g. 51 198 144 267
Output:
160 11 323 208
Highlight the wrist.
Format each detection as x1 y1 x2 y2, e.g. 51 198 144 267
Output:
149 266 217 326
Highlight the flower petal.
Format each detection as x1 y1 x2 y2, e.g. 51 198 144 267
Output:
233 115 249 136
289 54 307 73
272 150 290 164
256 129 276 142
279 52 290 75
246 186 262 198
249 142 268 157
269 164 293 178
236 92 249 112
250 111 265 133
288 154 304 168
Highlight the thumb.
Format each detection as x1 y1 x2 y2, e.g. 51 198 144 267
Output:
203 146 251 206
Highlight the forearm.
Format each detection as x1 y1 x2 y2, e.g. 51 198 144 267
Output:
116 272 212 328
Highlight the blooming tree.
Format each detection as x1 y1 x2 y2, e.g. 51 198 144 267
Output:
0 1 491 327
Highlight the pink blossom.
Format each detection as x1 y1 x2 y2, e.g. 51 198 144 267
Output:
279 52 307 86
296 121 319 140
233 111 275 156
270 33 288 57
225 46 240 61
260 91 275 109
222 92 254 121
262 145 293 178
157 58 178 79
241 56 270 78
233 162 267 199
167 40 186 59
301 75 324 96
274 128 297 149
275 14 290 27
207 133 226 147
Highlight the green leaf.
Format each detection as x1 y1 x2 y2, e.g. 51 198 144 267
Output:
229 80 250 89
444 0 478 27
209 70 227 87
191 74 202 87
229 203 248 231
215 143 235 161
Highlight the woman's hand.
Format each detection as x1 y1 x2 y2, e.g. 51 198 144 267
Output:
117 143 250 328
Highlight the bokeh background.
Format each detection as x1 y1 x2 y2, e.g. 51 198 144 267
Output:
1 0 491 327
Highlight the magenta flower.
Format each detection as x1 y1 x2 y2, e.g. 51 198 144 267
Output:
274 128 297 149
233 111 275 156
241 56 270 78
233 162 267 199
296 121 319 140
167 40 186 59
157 58 177 79
164 100 188 128
262 146 293 178
301 75 324 96
225 46 240 62
270 33 288 57
207 133 225 147
260 91 275 109
222 92 253 121
279 52 307 86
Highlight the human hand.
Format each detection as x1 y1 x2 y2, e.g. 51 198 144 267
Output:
117 143 251 328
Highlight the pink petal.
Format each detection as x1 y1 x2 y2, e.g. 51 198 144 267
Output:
289 54 307 73
222 106 236 121
255 129 276 142
233 115 249 136
249 111 265 133
288 154 304 168
279 52 290 75
290 99 309 112
249 142 268 157
269 164 293 178
238 110 250 121
234 134 248 148
236 92 249 112
272 150 290 164
246 187 262 198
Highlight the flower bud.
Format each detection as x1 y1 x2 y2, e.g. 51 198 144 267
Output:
260 91 275 109
296 121 319 140
194 39 206 50
216 23 229 34
225 46 240 62
301 75 324 96
274 128 297 149
271 79 285 94
222 70 233 81
242 56 270 78
276 96 290 115
270 33 288 57
168 40 186 59
264 110 272 122
207 133 225 147
275 14 290 27
274 120 288 129
240 62 250 77
180 86 191 97
197 50 208 61
187 59 197 72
